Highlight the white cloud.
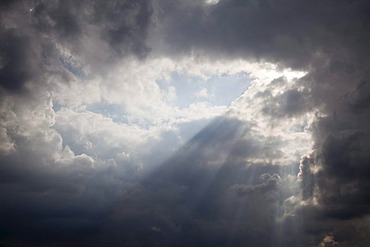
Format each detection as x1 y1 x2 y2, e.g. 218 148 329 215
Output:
205 0 221 5
195 88 209 99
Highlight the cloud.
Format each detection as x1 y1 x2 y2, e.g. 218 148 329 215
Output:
150 0 370 244
0 0 154 96
161 0 370 240
195 88 209 99
1 0 370 246
0 29 42 93
93 117 301 247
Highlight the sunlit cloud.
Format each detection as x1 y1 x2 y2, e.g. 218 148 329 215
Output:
1 0 370 246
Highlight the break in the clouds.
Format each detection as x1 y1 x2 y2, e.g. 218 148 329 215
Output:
1 0 370 246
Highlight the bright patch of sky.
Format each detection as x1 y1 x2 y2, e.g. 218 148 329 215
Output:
59 56 87 79
58 45 89 79
157 72 251 108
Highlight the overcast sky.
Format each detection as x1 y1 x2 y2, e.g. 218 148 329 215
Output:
1 0 370 246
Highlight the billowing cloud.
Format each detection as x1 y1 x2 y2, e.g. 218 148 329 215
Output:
1 0 370 246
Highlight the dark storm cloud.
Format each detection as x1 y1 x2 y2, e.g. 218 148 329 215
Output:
0 151 141 246
157 0 370 68
32 1 83 40
94 0 153 57
31 0 152 56
0 0 153 93
313 129 370 219
2 0 370 246
298 155 315 201
0 0 17 8
0 29 42 92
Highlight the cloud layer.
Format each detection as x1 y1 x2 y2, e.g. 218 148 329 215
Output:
1 0 370 246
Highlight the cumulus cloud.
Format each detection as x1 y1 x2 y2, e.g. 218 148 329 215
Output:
1 0 370 246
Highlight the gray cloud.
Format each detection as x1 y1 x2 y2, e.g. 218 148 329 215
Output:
0 29 42 93
94 117 302 247
0 1 155 244
1 0 370 246
156 0 370 68
0 0 153 94
0 115 302 246
154 0 370 238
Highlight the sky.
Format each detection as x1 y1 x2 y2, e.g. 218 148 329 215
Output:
1 0 370 246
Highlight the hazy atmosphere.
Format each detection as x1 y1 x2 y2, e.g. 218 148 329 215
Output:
1 0 370 246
